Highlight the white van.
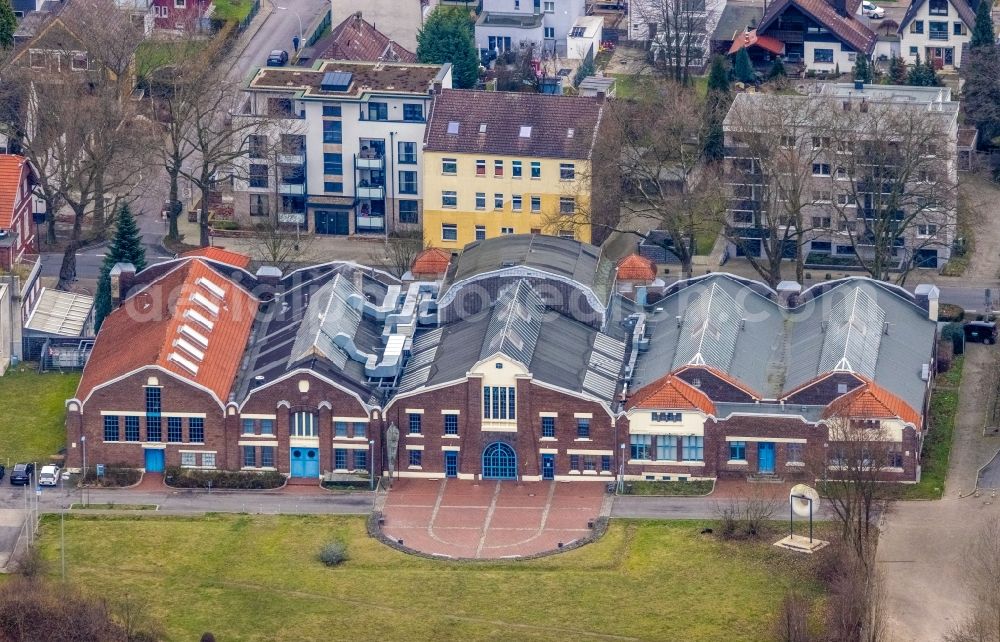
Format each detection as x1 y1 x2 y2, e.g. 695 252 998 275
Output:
38 465 61 486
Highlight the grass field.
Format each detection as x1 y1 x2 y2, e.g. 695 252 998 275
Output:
0 367 78 467
622 480 715 496
894 355 963 500
38 514 825 642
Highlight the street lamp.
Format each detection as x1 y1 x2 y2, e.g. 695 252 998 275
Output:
80 435 87 508
369 439 375 491
276 6 303 52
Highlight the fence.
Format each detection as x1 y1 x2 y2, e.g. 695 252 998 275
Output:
36 338 94 372
306 9 331 47
236 0 261 33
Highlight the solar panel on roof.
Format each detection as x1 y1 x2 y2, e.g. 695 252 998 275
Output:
320 71 353 92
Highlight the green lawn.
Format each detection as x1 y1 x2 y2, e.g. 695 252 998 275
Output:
38 515 825 641
622 480 715 496
0 368 78 467
893 355 963 500
212 0 253 23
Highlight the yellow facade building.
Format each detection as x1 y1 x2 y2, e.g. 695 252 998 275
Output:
421 90 605 249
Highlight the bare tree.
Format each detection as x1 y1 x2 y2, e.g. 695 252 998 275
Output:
825 541 889 642
243 216 313 271
631 0 720 84
947 517 1000 642
821 100 959 284
556 86 724 277
367 230 424 278
812 414 894 561
723 94 830 286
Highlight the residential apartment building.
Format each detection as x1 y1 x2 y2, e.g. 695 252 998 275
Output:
421 89 604 248
755 0 876 73
722 83 959 270
237 60 452 236
475 0 587 57
898 0 976 69
69 235 941 483
628 0 726 69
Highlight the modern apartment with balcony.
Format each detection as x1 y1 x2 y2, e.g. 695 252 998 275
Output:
475 0 587 57
897 0 976 69
722 83 959 271
236 60 452 236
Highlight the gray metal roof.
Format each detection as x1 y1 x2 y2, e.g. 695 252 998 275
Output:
289 274 361 370
442 234 614 305
634 274 936 411
480 281 545 366
24 288 94 337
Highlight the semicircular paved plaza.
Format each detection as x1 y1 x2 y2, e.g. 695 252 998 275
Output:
380 479 609 559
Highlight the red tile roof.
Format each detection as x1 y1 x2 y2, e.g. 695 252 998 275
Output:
411 247 451 276
823 378 922 427
728 29 786 55
616 254 657 282
181 246 252 270
76 259 258 405
315 12 417 63
759 0 876 55
627 373 716 415
0 155 29 230
425 89 605 160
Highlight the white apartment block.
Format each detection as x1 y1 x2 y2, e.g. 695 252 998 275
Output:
236 60 452 237
898 0 976 70
475 0 587 58
627 0 725 69
723 83 959 271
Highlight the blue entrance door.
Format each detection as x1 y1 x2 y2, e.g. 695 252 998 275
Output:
542 454 555 480
144 449 164 473
758 442 775 474
290 448 319 477
482 442 517 480
445 451 458 478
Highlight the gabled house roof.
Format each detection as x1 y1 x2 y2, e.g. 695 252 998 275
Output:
411 247 451 276
898 0 976 33
180 246 252 270
759 0 877 54
626 373 716 415
316 12 418 63
0 155 31 230
424 89 605 160
823 377 922 426
76 259 258 405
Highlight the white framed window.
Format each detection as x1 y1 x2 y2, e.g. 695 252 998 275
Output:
201 453 216 468
543 1 554 12
292 412 316 437
531 195 541 212
494 193 504 210
918 224 938 237
475 192 486 210
181 452 196 467
512 194 522 211
442 223 458 241
442 191 457 208
501 226 514 235
442 158 457 174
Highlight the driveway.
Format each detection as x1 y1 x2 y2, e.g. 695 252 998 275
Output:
878 344 1000 641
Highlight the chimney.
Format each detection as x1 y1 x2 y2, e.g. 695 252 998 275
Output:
776 280 802 308
914 284 940 321
109 262 136 307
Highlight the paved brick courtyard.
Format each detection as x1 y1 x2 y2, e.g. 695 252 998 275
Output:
381 479 608 559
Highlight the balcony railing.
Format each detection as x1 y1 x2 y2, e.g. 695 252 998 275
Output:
357 185 385 199
278 212 306 224
279 183 305 195
929 31 949 40
278 153 305 165
356 155 384 169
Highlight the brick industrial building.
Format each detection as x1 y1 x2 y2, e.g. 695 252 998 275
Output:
66 235 940 484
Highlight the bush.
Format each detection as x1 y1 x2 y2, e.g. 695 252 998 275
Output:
938 303 965 322
318 541 347 567
210 220 239 231
164 467 285 490
83 464 141 488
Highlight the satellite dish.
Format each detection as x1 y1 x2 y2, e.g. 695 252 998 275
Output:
790 484 819 517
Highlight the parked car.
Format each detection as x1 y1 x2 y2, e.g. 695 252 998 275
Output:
0 464 6 482
9 463 33 486
964 321 997 344
267 50 289 66
38 465 61 486
861 1 885 18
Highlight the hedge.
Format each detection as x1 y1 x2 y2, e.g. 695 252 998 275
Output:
165 467 285 489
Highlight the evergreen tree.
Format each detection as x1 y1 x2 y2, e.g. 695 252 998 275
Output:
734 47 755 83
853 56 872 83
888 55 908 84
704 55 733 161
971 0 996 49
707 54 731 92
94 204 147 331
416 7 480 89
907 54 939 85
768 56 786 79
0 0 15 49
